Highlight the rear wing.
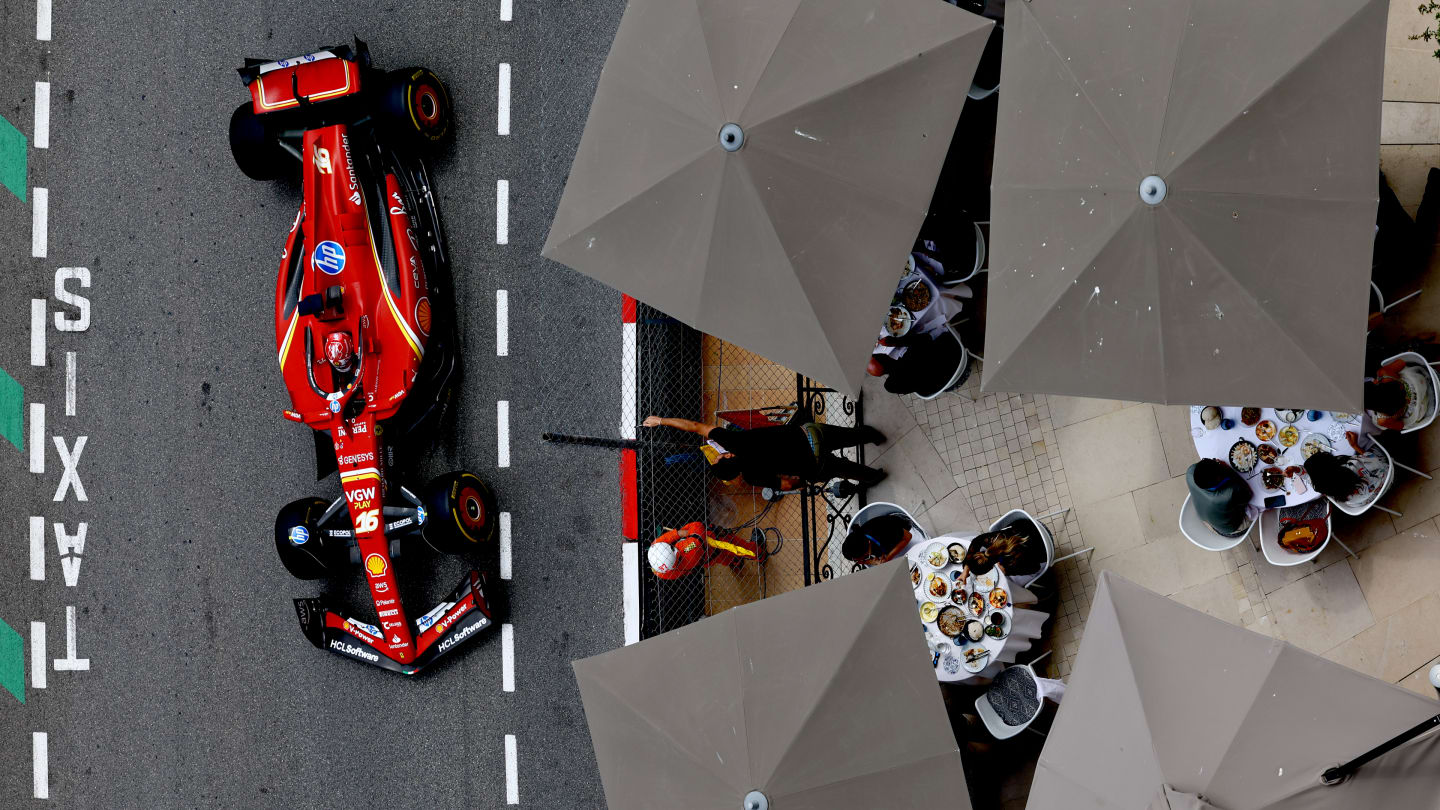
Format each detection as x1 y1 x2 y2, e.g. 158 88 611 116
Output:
238 40 370 115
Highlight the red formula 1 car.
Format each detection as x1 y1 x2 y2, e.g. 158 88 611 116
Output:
228 41 499 674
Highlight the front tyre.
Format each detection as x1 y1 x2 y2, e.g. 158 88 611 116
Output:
420 471 497 554
378 67 454 144
274 497 341 579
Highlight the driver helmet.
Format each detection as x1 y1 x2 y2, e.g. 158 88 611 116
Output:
324 330 357 372
647 542 677 575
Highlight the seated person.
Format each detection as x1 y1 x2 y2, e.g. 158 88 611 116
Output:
1185 459 1253 537
841 512 915 565
1366 357 1433 431
868 331 966 396
1304 432 1388 510
958 529 1046 584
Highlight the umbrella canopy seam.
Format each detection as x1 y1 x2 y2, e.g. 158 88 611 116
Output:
1146 0 1200 170
724 0 805 124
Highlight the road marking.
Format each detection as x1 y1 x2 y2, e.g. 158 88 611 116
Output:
33 732 47 799
504 735 519 804
64 352 75 416
500 0 512 21
0 369 23 452
36 0 51 40
623 541 639 645
53 605 87 671
499 511 512 579
29 403 44 473
0 620 22 702
496 289 509 356
501 623 515 692
0 115 27 201
31 299 45 366
32 188 47 258
30 516 44 580
34 81 49 149
496 180 509 245
497 400 510 468
498 64 511 135
29 621 45 690
53 435 86 501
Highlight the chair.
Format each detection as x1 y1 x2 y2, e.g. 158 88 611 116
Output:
847 502 929 547
974 655 1050 740
1178 494 1253 552
1326 438 1431 519
916 324 972 402
966 21 1003 100
1379 351 1440 434
986 508 1089 588
938 221 988 286
1258 503 1354 566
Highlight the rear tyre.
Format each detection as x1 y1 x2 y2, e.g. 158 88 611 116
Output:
420 471 497 554
228 103 289 180
378 67 454 144
274 497 341 579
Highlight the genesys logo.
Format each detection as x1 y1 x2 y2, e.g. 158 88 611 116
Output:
313 240 346 276
340 453 375 467
330 639 379 663
437 617 486 653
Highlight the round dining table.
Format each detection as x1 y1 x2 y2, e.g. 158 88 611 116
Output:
1188 406 1368 510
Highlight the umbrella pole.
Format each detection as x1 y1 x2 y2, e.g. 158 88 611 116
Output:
1320 713 1440 785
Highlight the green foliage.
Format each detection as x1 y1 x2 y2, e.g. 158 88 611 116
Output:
1411 2 1440 59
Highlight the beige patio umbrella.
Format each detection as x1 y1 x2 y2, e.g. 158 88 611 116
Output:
543 0 993 395
1028 573 1440 809
572 561 971 810
984 0 1387 410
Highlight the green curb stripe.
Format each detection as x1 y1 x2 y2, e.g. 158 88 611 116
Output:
0 115 26 202
0 368 22 452
0 619 23 704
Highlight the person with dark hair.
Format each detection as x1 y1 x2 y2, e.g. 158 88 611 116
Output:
641 415 887 489
867 330 968 397
1185 458 1254 537
1304 432 1387 509
840 512 915 565
1365 356 1433 431
957 529 1046 584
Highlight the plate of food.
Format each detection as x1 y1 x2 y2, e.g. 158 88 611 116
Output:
919 602 940 623
936 605 965 637
910 563 921 588
1241 407 1262 426
1254 420 1277 442
989 587 1009 610
1275 409 1304 424
902 279 932 313
946 542 967 565
885 305 914 338
923 542 948 569
1256 444 1281 464
950 586 969 607
1278 425 1300 448
1261 466 1285 491
962 646 991 673
1301 433 1332 460
968 592 987 618
972 571 998 593
1229 439 1258 473
963 619 985 644
1200 406 1223 430
925 573 950 602
984 610 1010 640
1330 412 1357 423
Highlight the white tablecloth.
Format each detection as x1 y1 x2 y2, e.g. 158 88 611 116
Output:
908 533 1048 683
1188 406 1366 510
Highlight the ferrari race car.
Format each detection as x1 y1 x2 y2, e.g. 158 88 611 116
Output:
229 41 500 674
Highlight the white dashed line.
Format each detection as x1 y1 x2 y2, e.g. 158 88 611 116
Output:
497 63 511 136
501 623 515 692
36 0 51 41
496 289 509 357
504 735 519 805
500 0 512 21
30 516 44 581
32 732 48 799
496 180 509 245
64 352 75 416
497 400 510 468
34 81 49 149
32 188 48 258
30 298 46 366
623 541 639 645
29 403 44 473
499 511 512 580
30 621 46 688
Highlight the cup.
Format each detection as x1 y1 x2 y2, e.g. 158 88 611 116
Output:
1221 418 1236 430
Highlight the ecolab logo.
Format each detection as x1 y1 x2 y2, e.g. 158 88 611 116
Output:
330 639 379 662
438 618 485 653
345 486 376 504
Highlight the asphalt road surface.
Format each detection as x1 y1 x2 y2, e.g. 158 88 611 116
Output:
0 2 630 807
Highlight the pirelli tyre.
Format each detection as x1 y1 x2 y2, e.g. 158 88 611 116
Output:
274 497 342 579
420 471 497 555
228 103 290 181
378 67 453 144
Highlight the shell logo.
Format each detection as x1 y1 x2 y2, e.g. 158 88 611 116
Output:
364 553 388 578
